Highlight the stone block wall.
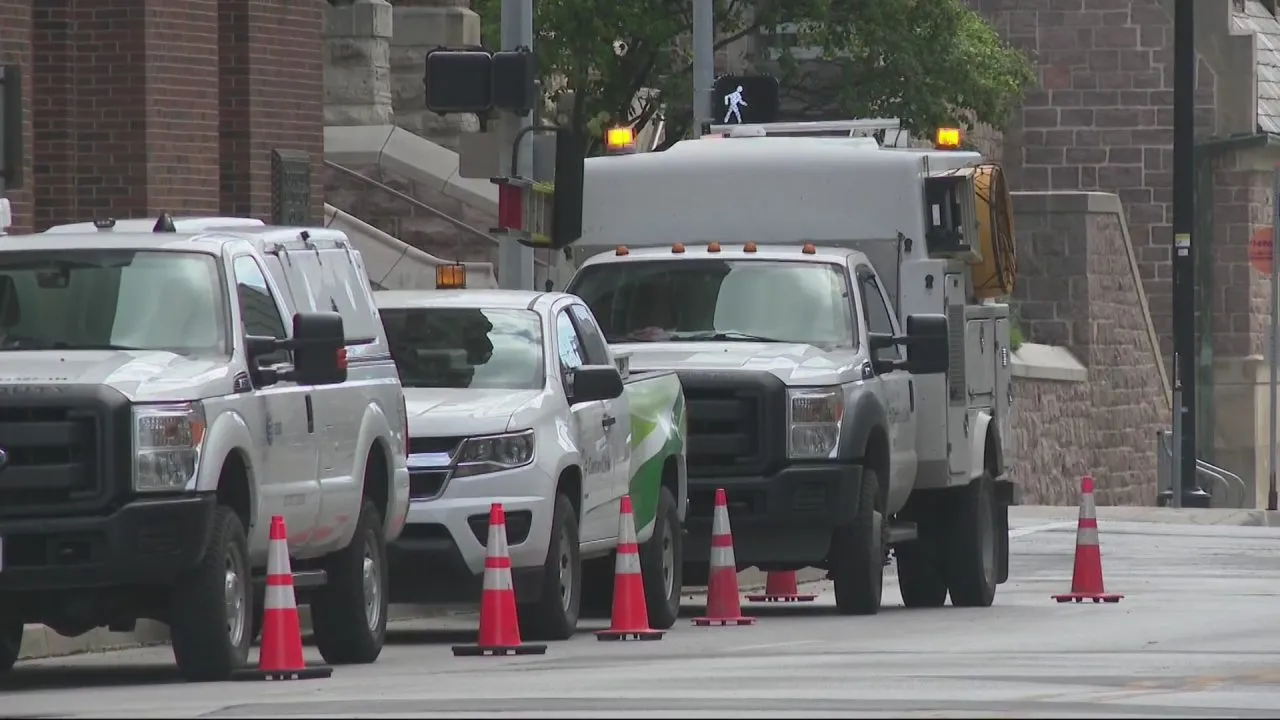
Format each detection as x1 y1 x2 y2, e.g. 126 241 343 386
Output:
1006 191 1168 506
971 0 1224 378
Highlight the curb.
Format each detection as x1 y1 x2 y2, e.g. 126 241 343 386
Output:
18 568 831 662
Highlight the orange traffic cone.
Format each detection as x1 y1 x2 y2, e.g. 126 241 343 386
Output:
233 516 332 681
1052 476 1123 604
453 503 548 656
693 488 756 627
597 495 664 641
746 570 817 603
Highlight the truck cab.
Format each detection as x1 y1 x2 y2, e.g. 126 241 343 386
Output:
0 215 410 680
563 119 1017 614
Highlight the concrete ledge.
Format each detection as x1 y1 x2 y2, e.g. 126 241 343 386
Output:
322 203 498 290
1011 342 1087 382
324 124 498 214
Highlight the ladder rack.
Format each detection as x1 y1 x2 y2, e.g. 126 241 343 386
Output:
704 118 914 147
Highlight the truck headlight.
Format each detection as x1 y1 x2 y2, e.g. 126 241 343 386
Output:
787 388 844 460
453 430 535 478
133 403 206 492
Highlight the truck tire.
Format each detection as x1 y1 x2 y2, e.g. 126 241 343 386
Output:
831 469 887 615
311 500 389 665
640 486 683 630
895 527 949 609
519 493 581 641
0 617 21 674
169 506 253 682
945 472 999 608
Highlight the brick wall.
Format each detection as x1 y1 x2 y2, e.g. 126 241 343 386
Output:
973 0 1217 375
0 0 324 232
0 0 32 233
1007 192 1167 505
219 0 324 222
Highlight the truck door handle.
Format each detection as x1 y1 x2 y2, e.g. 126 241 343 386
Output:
908 380 915 411
602 415 616 429
305 395 315 434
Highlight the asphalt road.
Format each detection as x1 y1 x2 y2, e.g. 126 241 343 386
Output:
4 512 1280 718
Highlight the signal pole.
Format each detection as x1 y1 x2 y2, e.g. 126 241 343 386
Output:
498 0 536 291
1171 0 1211 508
692 0 714 138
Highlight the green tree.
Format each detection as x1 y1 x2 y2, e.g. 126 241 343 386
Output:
472 0 1034 155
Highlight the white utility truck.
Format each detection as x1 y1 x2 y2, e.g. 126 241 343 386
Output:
375 272 687 639
562 119 1019 613
0 215 410 680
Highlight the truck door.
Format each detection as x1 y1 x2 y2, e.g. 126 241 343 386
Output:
231 255 320 554
856 267 918 502
554 309 613 543
568 303 630 533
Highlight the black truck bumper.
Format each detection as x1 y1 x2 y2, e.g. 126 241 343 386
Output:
0 494 217 592
683 463 863 569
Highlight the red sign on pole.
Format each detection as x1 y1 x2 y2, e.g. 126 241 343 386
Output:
1250 226 1273 276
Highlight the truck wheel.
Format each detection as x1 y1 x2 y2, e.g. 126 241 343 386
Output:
0 617 22 674
519 493 581 641
895 537 949 609
945 472 999 607
831 469 887 615
169 506 253 682
311 500 389 665
640 486 683 630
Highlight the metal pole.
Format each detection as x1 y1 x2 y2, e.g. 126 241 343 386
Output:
1270 168 1280 511
1171 388 1183 508
498 0 536 291
1172 0 1209 508
691 0 714 138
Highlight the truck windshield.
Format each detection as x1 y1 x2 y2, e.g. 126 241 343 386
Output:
380 307 545 390
0 249 229 355
570 259 857 349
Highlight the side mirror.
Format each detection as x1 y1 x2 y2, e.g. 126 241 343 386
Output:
903 313 949 375
566 365 624 405
291 311 348 386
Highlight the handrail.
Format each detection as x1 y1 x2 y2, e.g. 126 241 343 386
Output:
323 159 548 269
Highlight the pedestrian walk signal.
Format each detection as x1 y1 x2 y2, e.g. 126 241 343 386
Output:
712 75 779 125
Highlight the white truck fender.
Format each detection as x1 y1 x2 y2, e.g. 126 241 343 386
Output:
968 409 996 481
328 401 402 551
195 410 259 520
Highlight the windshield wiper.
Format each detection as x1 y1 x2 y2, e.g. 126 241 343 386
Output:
670 330 787 343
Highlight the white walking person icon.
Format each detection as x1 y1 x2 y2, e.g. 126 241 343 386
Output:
723 85 747 123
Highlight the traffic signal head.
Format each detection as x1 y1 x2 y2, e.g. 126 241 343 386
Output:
424 49 494 115
492 50 538 116
423 47 539 115
710 74 780 125
549 129 584 249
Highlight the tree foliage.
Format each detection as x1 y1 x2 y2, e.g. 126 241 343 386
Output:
471 0 1034 155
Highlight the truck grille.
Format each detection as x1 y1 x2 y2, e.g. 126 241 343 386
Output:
0 405 104 516
677 372 786 478
407 435 462 501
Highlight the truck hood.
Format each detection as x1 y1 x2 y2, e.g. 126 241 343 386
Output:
0 350 234 402
404 387 545 438
614 341 860 385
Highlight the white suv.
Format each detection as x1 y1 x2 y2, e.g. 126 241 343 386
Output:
0 215 410 681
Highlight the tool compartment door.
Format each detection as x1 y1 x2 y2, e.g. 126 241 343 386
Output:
966 317 995 406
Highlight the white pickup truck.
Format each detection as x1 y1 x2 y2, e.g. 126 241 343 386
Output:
374 285 688 639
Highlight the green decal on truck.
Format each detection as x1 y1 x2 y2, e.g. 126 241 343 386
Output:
623 372 686 535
